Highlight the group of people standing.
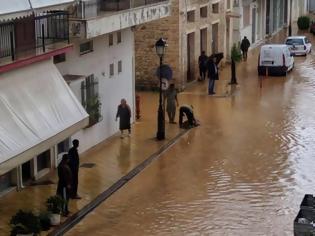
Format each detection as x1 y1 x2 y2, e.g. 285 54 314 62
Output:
198 51 220 95
57 139 81 216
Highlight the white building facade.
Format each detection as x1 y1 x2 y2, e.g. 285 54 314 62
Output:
0 0 170 195
230 0 310 55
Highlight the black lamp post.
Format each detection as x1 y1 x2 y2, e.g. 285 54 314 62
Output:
155 38 166 140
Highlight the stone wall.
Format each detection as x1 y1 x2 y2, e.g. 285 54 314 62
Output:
134 0 227 91
134 0 180 90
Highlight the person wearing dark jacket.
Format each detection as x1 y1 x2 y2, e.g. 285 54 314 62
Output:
68 139 81 199
207 56 219 95
56 154 72 216
116 98 131 138
198 51 208 80
240 36 250 61
179 104 197 129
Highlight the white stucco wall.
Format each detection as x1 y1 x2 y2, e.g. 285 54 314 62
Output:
56 28 134 153
86 2 170 39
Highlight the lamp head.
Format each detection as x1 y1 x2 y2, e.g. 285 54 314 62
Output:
155 38 167 58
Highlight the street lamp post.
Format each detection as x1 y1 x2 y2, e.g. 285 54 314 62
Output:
155 38 166 140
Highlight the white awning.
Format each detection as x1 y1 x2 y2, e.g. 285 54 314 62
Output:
0 60 89 175
0 0 75 22
31 0 75 13
0 0 32 22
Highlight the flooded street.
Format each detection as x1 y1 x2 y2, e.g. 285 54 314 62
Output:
67 30 315 235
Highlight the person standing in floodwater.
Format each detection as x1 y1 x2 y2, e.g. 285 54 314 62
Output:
240 36 251 61
165 83 179 124
116 99 131 138
198 51 208 80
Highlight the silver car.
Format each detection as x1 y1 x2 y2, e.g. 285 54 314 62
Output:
285 36 312 56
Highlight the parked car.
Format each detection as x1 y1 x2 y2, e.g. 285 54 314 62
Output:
285 36 312 56
258 44 294 76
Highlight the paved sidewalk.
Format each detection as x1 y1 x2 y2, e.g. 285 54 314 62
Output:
0 91 190 235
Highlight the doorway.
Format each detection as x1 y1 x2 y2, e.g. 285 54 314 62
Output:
14 15 35 53
212 23 219 54
200 28 207 54
252 8 256 43
37 150 51 172
187 32 195 81
266 0 270 35
22 161 32 183
226 17 230 59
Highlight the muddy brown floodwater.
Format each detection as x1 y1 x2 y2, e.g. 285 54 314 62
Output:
67 30 315 235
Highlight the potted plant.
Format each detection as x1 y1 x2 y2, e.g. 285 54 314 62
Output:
10 210 41 236
46 195 65 226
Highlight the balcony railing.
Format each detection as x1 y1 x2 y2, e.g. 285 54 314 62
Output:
0 11 69 62
72 0 167 19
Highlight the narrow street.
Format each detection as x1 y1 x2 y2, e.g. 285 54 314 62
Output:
66 29 315 236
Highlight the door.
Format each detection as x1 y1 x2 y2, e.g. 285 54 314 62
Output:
284 0 288 24
22 161 32 183
37 150 51 172
252 8 256 43
212 23 219 54
14 15 35 53
187 32 195 81
200 28 207 54
266 0 270 35
226 17 230 59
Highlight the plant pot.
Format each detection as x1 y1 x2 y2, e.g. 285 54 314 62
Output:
49 214 61 226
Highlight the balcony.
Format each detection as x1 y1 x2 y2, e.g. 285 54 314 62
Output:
69 0 170 39
0 11 72 73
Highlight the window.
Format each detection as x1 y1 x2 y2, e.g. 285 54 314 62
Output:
226 0 231 9
200 6 208 18
212 3 219 13
37 150 50 172
81 74 101 127
110 63 114 76
187 10 195 22
80 41 93 55
243 6 250 27
118 60 122 73
117 31 122 44
53 53 66 64
109 33 114 46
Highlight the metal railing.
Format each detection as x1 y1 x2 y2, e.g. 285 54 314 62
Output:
0 11 69 61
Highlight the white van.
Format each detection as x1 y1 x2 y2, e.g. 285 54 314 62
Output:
258 44 294 76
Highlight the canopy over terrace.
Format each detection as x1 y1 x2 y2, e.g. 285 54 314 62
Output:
0 60 89 175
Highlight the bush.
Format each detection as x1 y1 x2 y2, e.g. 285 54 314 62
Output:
231 43 242 62
46 195 65 214
297 16 310 30
10 210 41 236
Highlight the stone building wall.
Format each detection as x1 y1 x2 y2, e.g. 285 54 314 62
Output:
134 0 180 90
134 0 226 91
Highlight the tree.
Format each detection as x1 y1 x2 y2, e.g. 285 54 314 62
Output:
230 43 242 85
